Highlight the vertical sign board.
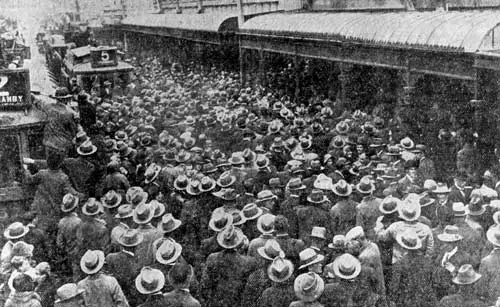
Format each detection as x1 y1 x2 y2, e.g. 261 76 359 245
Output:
90 46 118 68
0 68 31 109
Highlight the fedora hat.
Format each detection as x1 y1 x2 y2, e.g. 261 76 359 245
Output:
155 238 182 265
398 200 421 222
175 150 192 163
231 210 246 226
255 155 270 170
186 180 202 196
229 153 245 166
135 267 165 294
72 131 89 145
80 250 105 275
117 229 143 247
101 190 122 209
82 198 103 217
437 225 463 242
307 189 328 204
313 174 331 191
150 200 165 218
217 225 244 249
212 188 239 201
61 193 79 213
77 140 97 156
103 138 117 153
217 172 236 188
201 163 218 175
310 226 327 240
379 196 401 214
332 180 352 197
419 194 435 208
299 248 325 270
144 164 161 184
294 272 325 302
487 226 500 247
158 213 182 233
328 234 346 250
256 190 278 203
332 253 361 280
396 230 422 250
257 239 285 261
242 203 263 220
356 176 375 194
452 202 468 217
133 203 154 225
173 175 189 191
126 186 147 204
466 202 486 216
452 264 481 285
287 177 306 191
209 211 233 232
54 284 85 304
257 213 276 235
199 176 216 193
268 257 294 283
129 189 148 207
115 204 134 219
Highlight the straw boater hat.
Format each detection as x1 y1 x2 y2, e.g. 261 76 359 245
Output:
332 253 362 280
268 257 294 283
310 226 327 240
101 190 122 209
115 204 134 219
82 198 103 217
452 202 469 217
158 213 182 233
61 193 79 213
77 140 97 156
135 267 165 295
80 250 105 275
396 230 423 250
217 225 245 249
117 229 144 247
133 203 154 225
54 284 85 304
452 264 482 285
155 238 182 265
332 180 352 197
400 137 415 150
257 213 276 235
209 211 233 232
437 225 463 242
257 239 285 261
294 272 325 302
299 248 325 270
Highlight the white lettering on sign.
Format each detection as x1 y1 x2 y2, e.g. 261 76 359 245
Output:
101 51 110 61
0 95 24 103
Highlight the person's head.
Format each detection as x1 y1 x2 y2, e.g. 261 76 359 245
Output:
454 173 468 189
12 273 35 292
406 167 418 182
168 263 194 290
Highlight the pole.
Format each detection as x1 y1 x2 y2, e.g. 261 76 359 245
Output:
236 0 244 27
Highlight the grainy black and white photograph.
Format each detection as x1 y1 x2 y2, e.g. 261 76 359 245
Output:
1 0 500 306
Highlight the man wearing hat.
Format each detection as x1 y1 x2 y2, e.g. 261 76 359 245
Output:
106 229 143 306
449 172 472 204
478 227 500 304
101 190 123 233
450 202 485 267
241 239 284 307
296 190 330 242
200 212 232 260
200 225 257 307
290 272 325 307
437 264 487 307
257 256 296 307
54 283 85 307
133 203 163 268
2 222 31 266
77 250 129 307
76 199 109 260
110 204 134 247
274 215 305 268
281 177 307 238
329 179 357 236
248 213 276 258
100 160 131 198
57 194 82 280
355 176 383 241
77 93 96 133
241 202 264 241
163 263 201 307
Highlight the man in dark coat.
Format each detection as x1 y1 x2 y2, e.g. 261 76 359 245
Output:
295 190 330 242
200 225 257 307
76 198 110 257
437 264 487 307
329 179 357 236
257 257 296 307
77 94 96 133
163 263 201 307
274 215 305 267
105 229 142 306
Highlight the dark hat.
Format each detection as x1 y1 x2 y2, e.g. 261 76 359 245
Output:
307 189 329 204
52 87 72 100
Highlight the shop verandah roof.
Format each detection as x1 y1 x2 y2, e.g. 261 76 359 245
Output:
240 11 500 53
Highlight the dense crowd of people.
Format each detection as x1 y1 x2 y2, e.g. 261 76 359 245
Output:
3 51 500 307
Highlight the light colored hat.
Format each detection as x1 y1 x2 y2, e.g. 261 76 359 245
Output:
101 190 122 209
356 176 375 194
487 226 500 247
257 213 276 235
398 200 421 222
310 226 327 240
61 193 79 212
242 203 264 220
396 230 422 250
117 229 143 247
155 238 182 265
267 257 294 283
379 196 400 214
345 226 365 241
452 264 481 285
135 267 165 294
294 272 325 302
452 202 468 217
54 284 85 303
80 250 105 275
332 179 352 197
433 183 450 194
328 235 346 249
4 222 29 240
82 198 103 217
209 211 233 232
133 203 154 225
257 239 285 261
332 253 362 280
313 174 332 191
298 248 325 270
158 213 182 233
216 225 245 249
437 225 463 242
115 204 134 219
